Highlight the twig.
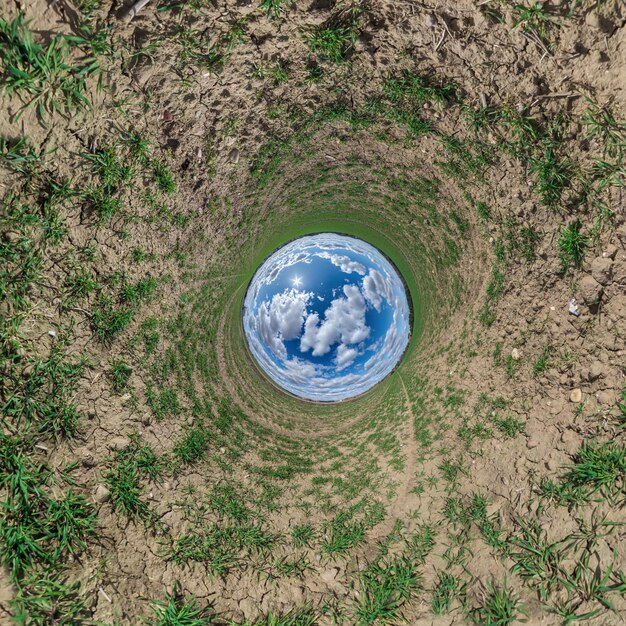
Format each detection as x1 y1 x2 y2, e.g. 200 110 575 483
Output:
99 587 112 603
530 93 580 109
121 0 152 22
533 93 580 99
435 29 446 52
441 18 454 39
521 30 552 60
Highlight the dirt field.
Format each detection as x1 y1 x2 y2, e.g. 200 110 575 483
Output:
1 0 625 624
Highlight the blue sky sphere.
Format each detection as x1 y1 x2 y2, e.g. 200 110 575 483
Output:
242 233 411 402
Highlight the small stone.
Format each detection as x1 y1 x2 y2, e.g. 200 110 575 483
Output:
3 230 19 243
596 390 614 405
526 440 539 449
591 257 613 286
94 484 111 503
109 436 130 451
579 275 602 306
75 446 96 467
425 13 437 27
588 361 604 381
228 148 240 164
570 388 582 403
568 298 580 316
603 245 618 260
48 330 57 337
219 446 226 454
511 348 521 361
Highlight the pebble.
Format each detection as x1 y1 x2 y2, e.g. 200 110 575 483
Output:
590 257 613 286
569 388 582 403
579 275 602 306
526 440 539 449
228 148 240 164
75 446 96 467
588 361 604 381
596 390 613 405
511 348 521 361
48 330 57 337
94 484 111 503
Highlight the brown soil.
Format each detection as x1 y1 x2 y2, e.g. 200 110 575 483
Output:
1 0 626 624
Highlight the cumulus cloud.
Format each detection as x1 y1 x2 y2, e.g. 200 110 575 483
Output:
300 284 369 357
335 344 358 371
258 251 313 288
316 252 366 276
256 289 311 358
362 268 393 312
242 233 411 401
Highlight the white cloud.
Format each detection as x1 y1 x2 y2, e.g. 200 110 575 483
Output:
335 344 358 371
300 284 369 357
256 289 311 358
362 268 393 312
242 233 412 401
269 289 310 340
316 252 366 276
